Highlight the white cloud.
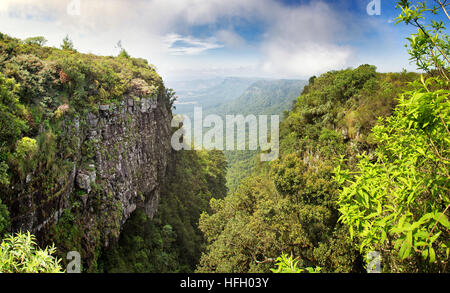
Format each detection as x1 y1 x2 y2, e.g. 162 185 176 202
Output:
257 1 354 78
0 0 409 81
262 42 353 77
164 34 223 55
216 30 247 49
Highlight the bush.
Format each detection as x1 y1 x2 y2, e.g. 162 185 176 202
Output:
0 73 27 146
0 232 64 273
271 254 321 273
0 162 9 186
23 36 47 47
15 137 38 160
0 200 9 235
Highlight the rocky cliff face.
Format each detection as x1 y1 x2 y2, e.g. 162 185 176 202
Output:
8 94 172 269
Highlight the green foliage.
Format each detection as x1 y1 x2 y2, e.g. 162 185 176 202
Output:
395 0 449 80
210 80 307 116
116 40 130 59
0 232 64 273
23 36 47 47
61 35 75 51
207 79 307 192
0 199 9 235
0 31 166 115
334 0 450 273
12 136 38 177
118 49 130 59
0 72 28 186
100 209 179 273
3 54 59 105
335 77 450 272
101 150 228 272
198 65 417 273
197 176 286 273
225 150 257 193
15 137 38 160
0 72 27 147
271 254 321 273
0 162 9 186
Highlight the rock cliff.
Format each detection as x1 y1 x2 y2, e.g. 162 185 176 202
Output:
8 94 172 269
0 33 178 270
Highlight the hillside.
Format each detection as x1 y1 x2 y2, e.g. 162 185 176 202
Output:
205 79 307 191
197 65 425 273
208 79 307 116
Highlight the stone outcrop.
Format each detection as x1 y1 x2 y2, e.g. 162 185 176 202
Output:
8 94 172 267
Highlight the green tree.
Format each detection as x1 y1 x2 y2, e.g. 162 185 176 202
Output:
0 73 27 147
24 36 47 46
118 49 130 59
116 40 130 59
197 65 417 273
61 35 75 51
15 137 38 160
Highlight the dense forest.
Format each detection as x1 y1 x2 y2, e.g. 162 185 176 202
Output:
101 150 227 273
0 0 449 273
197 65 422 273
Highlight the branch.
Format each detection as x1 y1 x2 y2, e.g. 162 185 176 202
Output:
254 256 275 264
422 204 450 252
413 19 450 80
438 0 450 20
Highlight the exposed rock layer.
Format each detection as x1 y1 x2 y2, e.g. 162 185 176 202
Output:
9 95 172 267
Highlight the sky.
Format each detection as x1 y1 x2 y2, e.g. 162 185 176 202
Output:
0 0 425 84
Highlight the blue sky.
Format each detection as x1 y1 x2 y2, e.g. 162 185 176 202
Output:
0 0 430 83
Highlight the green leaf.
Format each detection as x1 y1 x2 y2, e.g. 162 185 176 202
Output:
428 231 441 245
429 247 436 263
399 241 411 260
436 214 450 229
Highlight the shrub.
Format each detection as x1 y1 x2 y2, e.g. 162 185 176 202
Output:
23 36 47 47
271 254 321 273
0 73 28 146
0 232 64 273
15 137 38 160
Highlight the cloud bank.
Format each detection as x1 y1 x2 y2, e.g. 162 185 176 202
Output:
0 0 406 80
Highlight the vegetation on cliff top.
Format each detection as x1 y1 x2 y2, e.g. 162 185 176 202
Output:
0 32 169 200
0 32 175 272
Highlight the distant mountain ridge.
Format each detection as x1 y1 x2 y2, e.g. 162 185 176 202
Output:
193 78 307 193
172 77 260 114
208 79 307 116
172 77 307 119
